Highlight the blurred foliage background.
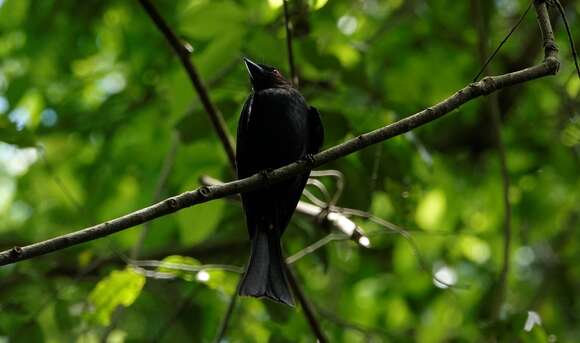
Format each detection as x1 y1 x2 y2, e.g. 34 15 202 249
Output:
1 0 579 342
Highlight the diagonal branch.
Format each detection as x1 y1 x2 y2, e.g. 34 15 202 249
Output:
138 0 236 169
0 1 560 267
200 175 370 246
213 276 243 343
285 264 328 342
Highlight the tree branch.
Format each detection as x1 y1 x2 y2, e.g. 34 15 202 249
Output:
0 2 560 267
137 0 236 169
200 175 370 246
534 0 559 61
0 63 558 266
282 0 298 86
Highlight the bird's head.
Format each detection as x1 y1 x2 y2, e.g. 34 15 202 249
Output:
243 57 291 91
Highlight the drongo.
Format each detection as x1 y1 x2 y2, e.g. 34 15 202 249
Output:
236 57 324 306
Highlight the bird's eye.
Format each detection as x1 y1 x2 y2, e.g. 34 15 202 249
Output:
272 69 280 76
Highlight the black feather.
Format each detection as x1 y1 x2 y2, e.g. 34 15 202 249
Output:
236 58 323 306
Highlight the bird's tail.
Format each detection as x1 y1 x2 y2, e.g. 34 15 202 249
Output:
239 229 294 306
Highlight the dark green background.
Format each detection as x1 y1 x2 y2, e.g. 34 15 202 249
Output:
0 0 579 341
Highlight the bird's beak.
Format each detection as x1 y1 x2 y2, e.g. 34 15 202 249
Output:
243 57 264 81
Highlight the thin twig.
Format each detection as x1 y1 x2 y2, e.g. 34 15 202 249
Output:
306 178 331 203
310 169 345 206
129 259 243 274
337 207 463 289
282 0 298 86
138 0 236 169
131 265 176 279
550 0 580 79
39 152 84 212
284 264 328 342
213 277 243 343
473 0 533 82
286 233 348 264
302 189 327 208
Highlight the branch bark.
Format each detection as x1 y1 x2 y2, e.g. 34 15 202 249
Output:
200 175 369 245
138 0 236 170
0 1 559 267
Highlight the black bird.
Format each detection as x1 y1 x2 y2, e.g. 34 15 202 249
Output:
236 58 323 306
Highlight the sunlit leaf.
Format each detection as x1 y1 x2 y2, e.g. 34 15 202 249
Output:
86 268 146 326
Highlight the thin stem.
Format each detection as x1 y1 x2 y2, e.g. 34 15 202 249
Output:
129 259 243 274
282 0 298 86
138 0 236 170
213 277 243 343
306 178 331 203
286 234 347 264
284 264 328 342
338 207 462 289
473 1 533 82
551 0 580 79
310 169 345 206
40 153 84 212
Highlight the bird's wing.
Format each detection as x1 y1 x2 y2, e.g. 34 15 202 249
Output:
276 173 309 233
277 105 323 232
236 94 254 179
307 106 324 153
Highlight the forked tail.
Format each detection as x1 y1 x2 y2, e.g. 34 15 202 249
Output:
239 229 294 306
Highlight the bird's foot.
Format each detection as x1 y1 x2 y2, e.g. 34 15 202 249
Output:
302 154 316 165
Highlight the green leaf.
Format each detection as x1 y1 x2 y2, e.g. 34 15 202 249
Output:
86 268 146 326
